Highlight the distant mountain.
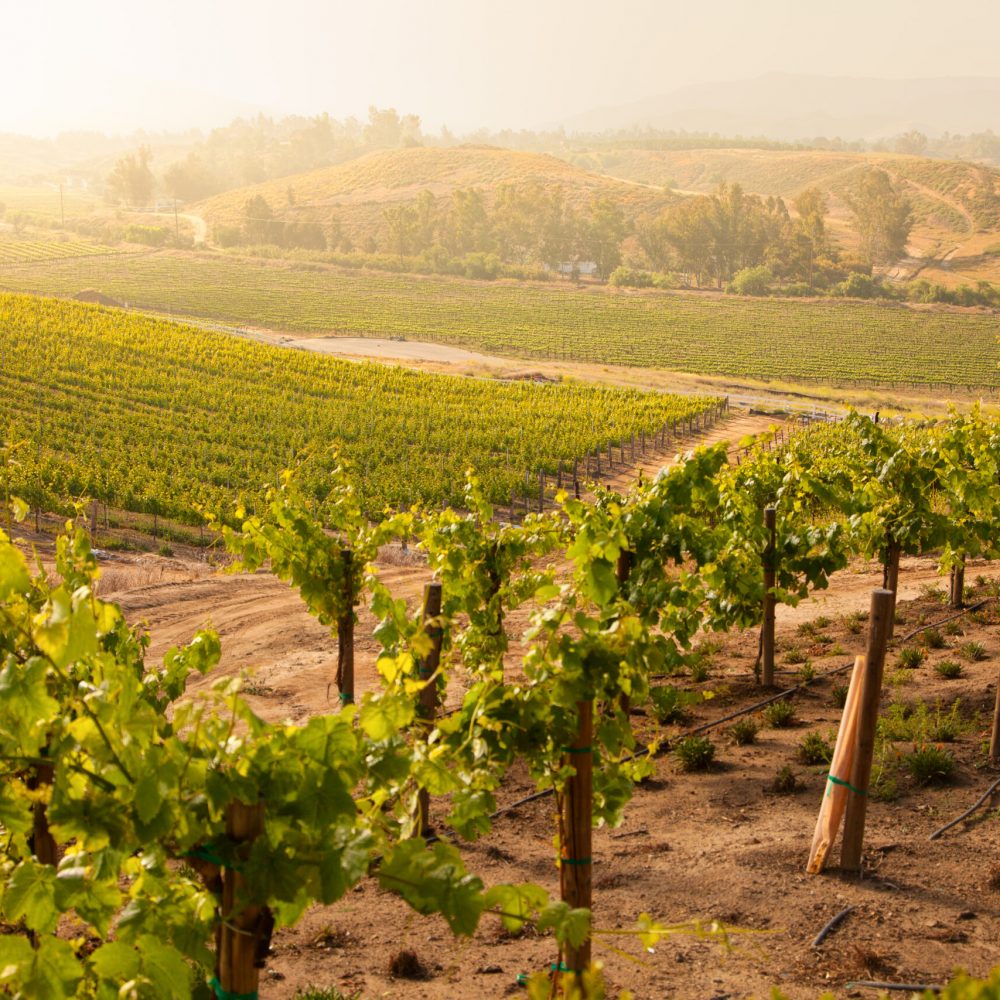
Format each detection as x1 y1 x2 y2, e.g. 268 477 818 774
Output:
562 74 1000 140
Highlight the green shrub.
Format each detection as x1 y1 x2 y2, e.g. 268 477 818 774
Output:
727 265 772 296
771 766 798 794
831 684 849 709
960 641 988 662
650 685 702 724
934 660 962 679
763 699 796 728
798 731 833 765
904 744 956 785
674 735 716 771
729 718 759 746
924 628 945 649
899 646 925 669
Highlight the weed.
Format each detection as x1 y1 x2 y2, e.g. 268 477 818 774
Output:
158 543 174 557
960 641 988 662
673 735 716 771
729 718 759 746
904 745 956 786
798 731 833 765
296 989 361 1000
798 662 816 685
888 668 913 688
894 610 907 626
919 582 947 603
762 699 796 728
651 685 703 724
944 620 964 637
844 612 866 635
898 646 925 669
696 638 723 658
880 699 966 744
923 628 945 650
831 684 849 709
782 647 807 665
797 621 816 638
771 766 798 794
934 660 962 679
389 950 428 980
813 615 832 629
689 659 711 683
829 642 846 656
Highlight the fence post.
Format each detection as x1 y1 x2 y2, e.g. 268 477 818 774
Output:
217 801 267 999
560 700 593 985
762 507 777 687
336 549 355 705
416 582 444 835
841 589 893 873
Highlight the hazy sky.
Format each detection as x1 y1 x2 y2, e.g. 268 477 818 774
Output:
3 0 999 136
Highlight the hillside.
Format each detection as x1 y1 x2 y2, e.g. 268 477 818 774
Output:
196 145 674 242
573 147 1000 284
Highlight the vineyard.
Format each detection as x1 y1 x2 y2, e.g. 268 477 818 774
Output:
2 406 1000 998
1 252 998 386
0 240 122 265
0 294 714 522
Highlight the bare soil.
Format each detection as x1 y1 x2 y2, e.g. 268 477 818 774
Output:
11 416 1000 999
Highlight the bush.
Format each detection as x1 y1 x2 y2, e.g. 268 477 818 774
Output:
834 272 882 299
124 224 169 247
904 744 956 785
608 266 654 288
771 766 798 794
763 699 796 728
729 718 759 746
727 265 772 297
960 641 988 662
798 731 834 765
924 628 946 649
673 735 716 771
935 660 962 679
831 684 849 709
898 646 926 669
650 685 702 724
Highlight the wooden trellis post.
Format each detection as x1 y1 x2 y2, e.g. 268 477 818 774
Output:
559 700 593 985
841 589 893 873
762 507 777 687
336 549 355 705
217 801 267 999
416 582 444 835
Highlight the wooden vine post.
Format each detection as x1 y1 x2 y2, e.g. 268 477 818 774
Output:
29 760 57 868
416 582 444 836
883 537 902 639
217 801 266 998
762 507 777 687
335 549 355 705
616 549 634 714
990 668 1000 760
560 699 593 984
950 556 966 609
840 589 893 873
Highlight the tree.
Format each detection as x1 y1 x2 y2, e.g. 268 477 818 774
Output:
844 168 913 265
243 194 276 245
586 198 628 279
894 130 928 156
107 146 154 207
164 155 221 202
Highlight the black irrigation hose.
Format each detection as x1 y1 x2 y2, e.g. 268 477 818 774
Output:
845 981 941 994
896 598 989 644
927 776 1000 841
483 594 995 823
488 658 858 822
811 905 856 948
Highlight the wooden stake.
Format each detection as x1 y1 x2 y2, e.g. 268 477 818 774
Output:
417 582 443 835
30 761 57 866
616 550 634 714
884 539 901 639
336 549 355 705
990 667 1000 761
560 700 593 983
218 801 266 997
950 556 965 609
762 507 777 687
840 589 893 873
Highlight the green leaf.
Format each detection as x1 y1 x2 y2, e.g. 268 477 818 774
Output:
0 539 30 598
4 860 58 934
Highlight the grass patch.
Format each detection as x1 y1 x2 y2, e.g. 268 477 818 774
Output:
762 699 796 728
673 735 716 771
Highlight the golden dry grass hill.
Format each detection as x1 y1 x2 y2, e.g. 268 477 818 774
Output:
195 144 674 243
575 147 1000 285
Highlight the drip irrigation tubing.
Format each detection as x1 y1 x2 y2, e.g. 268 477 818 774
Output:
928 776 1000 841
896 598 989 644
811 905 856 947
845 981 941 994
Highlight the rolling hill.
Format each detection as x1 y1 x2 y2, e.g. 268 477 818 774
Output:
195 145 675 243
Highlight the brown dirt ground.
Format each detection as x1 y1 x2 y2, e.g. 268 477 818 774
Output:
12 414 1000 999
